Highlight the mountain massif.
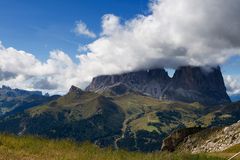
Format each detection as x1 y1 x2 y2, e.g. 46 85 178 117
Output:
86 68 170 99
0 65 239 153
86 66 231 106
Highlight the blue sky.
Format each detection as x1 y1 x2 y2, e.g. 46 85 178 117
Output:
0 0 239 96
0 0 148 61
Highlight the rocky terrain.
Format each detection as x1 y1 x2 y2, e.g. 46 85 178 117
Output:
86 68 170 99
176 121 240 153
161 127 205 152
86 66 231 106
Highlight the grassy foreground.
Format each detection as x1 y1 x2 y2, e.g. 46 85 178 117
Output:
0 134 235 160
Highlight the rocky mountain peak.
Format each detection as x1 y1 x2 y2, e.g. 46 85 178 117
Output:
162 66 231 105
86 68 170 89
69 85 83 94
171 66 225 91
86 66 231 106
86 68 170 98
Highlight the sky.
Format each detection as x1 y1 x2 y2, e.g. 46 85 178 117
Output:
0 0 148 61
0 0 240 96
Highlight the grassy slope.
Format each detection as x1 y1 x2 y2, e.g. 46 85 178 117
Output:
1 91 239 153
0 90 125 144
27 90 125 130
0 134 228 160
208 144 240 160
111 93 240 137
197 102 240 127
28 91 102 119
112 93 205 132
26 92 206 141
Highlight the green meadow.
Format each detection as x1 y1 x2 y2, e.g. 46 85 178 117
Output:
0 134 238 160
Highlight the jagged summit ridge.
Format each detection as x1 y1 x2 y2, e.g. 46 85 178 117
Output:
161 66 231 105
86 66 231 105
86 68 170 99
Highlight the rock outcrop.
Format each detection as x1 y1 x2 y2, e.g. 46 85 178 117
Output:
161 127 204 152
69 85 84 95
86 66 231 106
86 68 170 99
178 121 240 153
162 66 231 105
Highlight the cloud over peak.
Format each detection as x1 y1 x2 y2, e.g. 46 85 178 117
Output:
80 0 240 72
1 0 240 94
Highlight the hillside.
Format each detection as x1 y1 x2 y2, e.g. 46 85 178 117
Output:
197 101 240 127
159 120 240 158
0 85 239 152
0 134 235 160
111 93 206 151
0 87 208 151
0 86 125 147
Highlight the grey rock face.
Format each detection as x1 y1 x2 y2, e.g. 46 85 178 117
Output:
161 66 231 105
86 69 171 99
69 85 84 94
86 66 231 106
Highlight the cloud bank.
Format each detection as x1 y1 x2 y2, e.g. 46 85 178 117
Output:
1 0 240 94
0 42 81 94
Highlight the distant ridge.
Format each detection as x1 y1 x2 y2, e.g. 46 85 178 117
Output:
0 85 59 116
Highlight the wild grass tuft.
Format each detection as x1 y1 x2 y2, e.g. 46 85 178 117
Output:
0 134 229 160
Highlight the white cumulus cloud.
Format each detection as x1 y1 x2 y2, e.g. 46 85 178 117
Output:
79 0 240 76
74 21 96 38
0 42 82 94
